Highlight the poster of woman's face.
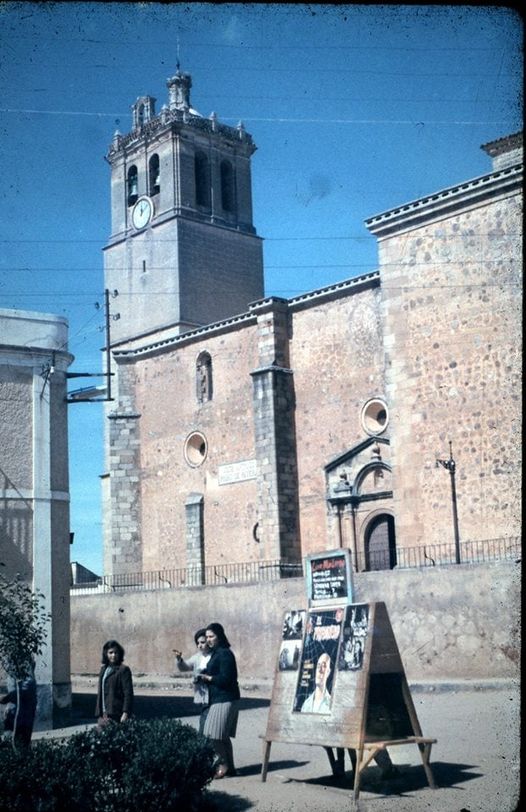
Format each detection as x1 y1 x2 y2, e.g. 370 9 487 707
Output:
292 608 344 713
338 604 369 671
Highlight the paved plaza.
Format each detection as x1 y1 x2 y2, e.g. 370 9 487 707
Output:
34 679 520 812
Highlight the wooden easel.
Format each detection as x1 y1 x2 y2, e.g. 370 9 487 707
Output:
261 602 437 800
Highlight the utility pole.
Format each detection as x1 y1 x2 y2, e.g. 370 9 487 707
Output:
65 290 119 403
103 289 119 401
436 441 461 564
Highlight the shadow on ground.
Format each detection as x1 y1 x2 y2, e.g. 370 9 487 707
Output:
300 760 482 795
71 692 270 726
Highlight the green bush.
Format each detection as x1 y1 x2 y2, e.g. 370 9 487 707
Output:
0 718 216 811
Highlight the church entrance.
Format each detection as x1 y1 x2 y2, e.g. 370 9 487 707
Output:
364 514 397 570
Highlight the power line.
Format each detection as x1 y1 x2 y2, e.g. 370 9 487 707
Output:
0 107 514 126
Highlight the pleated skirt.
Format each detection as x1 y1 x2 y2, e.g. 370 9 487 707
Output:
202 700 239 740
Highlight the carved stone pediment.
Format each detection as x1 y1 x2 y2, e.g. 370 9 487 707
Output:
325 436 392 504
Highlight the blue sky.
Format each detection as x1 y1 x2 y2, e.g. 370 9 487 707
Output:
0 3 522 575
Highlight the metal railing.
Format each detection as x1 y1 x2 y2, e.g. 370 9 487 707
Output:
356 536 521 572
70 537 520 595
71 558 303 594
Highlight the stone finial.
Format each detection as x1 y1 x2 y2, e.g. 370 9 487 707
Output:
167 70 192 111
131 96 156 130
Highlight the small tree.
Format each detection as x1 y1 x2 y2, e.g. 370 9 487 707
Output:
0 572 50 749
0 573 49 679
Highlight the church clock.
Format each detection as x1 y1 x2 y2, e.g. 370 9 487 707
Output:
132 196 154 230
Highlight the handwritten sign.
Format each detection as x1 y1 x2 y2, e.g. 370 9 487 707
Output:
305 549 353 606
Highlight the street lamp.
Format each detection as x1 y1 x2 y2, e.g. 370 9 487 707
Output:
436 440 461 564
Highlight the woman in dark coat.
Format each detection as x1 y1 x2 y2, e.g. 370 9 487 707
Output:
95 640 134 725
200 622 240 778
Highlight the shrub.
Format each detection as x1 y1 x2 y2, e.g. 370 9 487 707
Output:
0 718 216 811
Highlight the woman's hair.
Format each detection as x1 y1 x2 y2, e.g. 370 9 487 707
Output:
206 622 231 648
101 639 125 665
194 628 207 646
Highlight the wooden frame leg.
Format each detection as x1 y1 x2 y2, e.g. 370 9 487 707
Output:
324 747 345 776
353 747 382 801
261 740 272 782
418 742 436 789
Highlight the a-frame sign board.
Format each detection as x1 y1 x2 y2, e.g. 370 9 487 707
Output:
261 602 437 800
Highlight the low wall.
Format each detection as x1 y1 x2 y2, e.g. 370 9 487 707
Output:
71 560 520 684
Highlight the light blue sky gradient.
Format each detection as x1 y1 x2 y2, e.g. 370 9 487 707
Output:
0 3 522 574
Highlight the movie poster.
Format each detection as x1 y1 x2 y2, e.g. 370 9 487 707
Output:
278 610 306 671
292 607 345 713
337 604 369 671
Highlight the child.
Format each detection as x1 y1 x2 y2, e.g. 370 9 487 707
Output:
173 628 211 734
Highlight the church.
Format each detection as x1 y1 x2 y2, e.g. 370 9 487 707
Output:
101 68 522 581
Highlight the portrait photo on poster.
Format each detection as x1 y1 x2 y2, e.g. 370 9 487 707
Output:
282 609 306 640
293 607 345 714
338 604 369 671
278 609 305 671
278 640 301 671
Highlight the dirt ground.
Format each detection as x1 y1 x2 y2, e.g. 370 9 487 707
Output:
34 679 520 812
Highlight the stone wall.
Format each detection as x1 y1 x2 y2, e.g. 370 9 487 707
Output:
379 189 522 549
70 560 519 684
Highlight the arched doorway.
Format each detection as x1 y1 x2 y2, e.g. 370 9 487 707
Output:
364 514 397 570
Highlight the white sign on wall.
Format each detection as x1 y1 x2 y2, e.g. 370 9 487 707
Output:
218 459 257 485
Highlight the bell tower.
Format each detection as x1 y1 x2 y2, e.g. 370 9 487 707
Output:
103 68 264 344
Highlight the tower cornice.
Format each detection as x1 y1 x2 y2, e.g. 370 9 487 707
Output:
107 108 255 163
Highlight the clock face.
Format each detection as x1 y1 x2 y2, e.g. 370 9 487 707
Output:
132 196 154 229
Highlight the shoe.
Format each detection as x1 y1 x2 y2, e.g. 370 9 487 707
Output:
214 765 228 779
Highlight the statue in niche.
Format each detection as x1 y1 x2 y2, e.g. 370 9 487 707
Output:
196 353 213 403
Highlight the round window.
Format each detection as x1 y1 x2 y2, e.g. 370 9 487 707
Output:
361 398 389 436
184 432 208 467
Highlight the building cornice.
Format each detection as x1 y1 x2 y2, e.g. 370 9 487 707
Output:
365 164 522 239
112 271 381 361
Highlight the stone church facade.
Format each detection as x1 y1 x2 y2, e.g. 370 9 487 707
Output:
102 69 522 578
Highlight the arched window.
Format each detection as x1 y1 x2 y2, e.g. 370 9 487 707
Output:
220 159 235 212
137 104 145 128
365 514 397 571
149 154 160 196
194 152 210 208
127 165 138 206
196 352 213 403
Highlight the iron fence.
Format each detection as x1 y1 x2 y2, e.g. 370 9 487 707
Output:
71 537 520 595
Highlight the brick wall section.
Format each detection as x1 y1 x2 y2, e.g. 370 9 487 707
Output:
290 285 386 557
378 190 522 548
185 492 205 584
130 324 261 571
251 298 300 561
107 361 143 574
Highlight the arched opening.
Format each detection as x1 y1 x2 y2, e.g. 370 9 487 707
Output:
220 159 235 212
127 165 138 206
149 154 160 196
364 514 397 571
195 152 210 208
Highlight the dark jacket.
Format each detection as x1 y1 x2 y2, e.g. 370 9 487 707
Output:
95 664 134 719
1 675 37 731
203 647 240 704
